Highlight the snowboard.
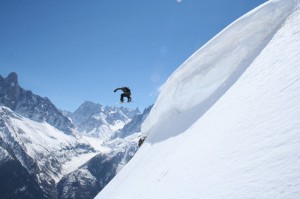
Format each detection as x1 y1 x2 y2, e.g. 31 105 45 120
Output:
117 101 134 104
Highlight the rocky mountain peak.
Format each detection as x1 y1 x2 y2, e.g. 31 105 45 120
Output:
0 72 21 103
0 72 74 134
6 72 19 84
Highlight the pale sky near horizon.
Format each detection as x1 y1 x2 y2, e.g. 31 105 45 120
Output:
0 0 267 112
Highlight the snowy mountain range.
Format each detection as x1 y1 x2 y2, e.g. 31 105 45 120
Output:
96 0 300 198
0 106 95 198
0 73 151 199
70 101 140 139
0 72 74 134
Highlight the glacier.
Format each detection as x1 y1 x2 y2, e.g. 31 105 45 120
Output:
95 0 300 198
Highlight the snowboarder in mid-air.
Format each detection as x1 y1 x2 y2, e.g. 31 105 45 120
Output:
114 87 132 103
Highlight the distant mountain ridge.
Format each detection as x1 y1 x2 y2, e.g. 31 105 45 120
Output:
113 105 153 138
0 72 151 199
0 72 74 134
71 101 140 138
0 106 95 198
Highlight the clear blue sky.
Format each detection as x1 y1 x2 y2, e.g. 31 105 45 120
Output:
0 0 267 112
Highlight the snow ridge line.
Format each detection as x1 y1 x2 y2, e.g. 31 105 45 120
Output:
142 0 297 144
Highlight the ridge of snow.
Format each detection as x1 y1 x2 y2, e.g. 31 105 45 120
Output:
96 0 300 198
142 0 295 139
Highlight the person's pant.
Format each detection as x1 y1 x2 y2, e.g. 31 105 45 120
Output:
121 93 131 102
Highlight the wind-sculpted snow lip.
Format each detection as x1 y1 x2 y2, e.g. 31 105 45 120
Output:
95 0 300 198
142 0 296 144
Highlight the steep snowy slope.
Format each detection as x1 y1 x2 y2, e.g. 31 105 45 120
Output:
96 0 300 198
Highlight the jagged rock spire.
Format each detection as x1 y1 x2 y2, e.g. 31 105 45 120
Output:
0 72 21 108
0 72 74 134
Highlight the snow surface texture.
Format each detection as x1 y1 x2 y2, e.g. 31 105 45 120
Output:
96 0 300 198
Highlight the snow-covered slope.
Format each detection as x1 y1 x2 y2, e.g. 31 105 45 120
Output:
0 106 95 181
0 104 147 199
96 0 300 198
